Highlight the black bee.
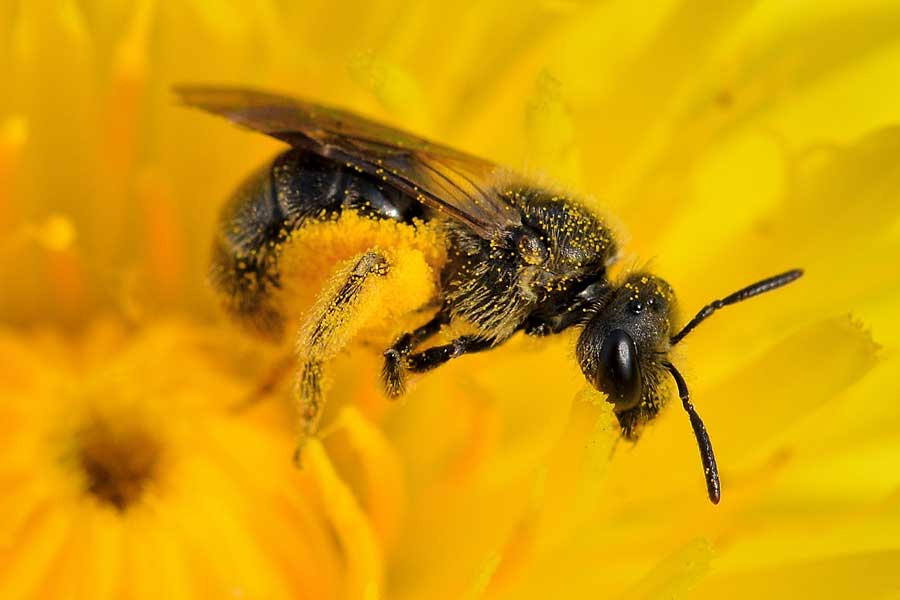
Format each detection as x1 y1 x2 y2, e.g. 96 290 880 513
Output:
178 87 803 504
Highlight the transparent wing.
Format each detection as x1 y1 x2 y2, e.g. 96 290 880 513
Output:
176 86 521 238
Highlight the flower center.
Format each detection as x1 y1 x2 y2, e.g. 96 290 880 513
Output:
77 420 162 511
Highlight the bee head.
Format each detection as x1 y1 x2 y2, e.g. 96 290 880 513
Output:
576 273 675 412
576 268 804 505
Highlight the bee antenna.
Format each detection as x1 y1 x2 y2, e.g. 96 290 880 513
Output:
670 269 804 346
663 361 720 504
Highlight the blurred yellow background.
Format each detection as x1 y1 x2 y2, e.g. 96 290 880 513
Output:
2 0 900 598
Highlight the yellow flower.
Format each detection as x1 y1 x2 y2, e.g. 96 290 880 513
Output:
3 1 900 599
0 322 395 598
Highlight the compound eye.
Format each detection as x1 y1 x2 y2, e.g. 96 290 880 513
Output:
598 329 641 409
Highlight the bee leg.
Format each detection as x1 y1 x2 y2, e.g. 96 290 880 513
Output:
404 335 496 375
381 310 450 398
294 250 390 464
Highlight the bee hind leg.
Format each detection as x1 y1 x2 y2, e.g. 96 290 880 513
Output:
381 310 450 398
295 250 390 464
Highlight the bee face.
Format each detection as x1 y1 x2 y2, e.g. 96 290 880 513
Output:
576 273 676 412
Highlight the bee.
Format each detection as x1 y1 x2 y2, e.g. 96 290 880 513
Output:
178 86 803 504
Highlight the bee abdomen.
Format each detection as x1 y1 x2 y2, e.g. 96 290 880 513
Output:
211 149 427 340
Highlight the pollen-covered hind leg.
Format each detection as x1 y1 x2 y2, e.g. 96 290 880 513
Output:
294 250 390 463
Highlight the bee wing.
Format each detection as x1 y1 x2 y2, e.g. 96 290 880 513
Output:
176 86 521 239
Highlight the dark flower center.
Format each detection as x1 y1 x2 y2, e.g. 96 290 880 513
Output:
77 420 162 511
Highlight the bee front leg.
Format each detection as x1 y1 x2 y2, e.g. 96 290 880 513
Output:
294 250 390 464
381 310 450 398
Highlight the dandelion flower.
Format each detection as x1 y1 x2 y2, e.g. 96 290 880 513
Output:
2 1 900 599
0 322 394 598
